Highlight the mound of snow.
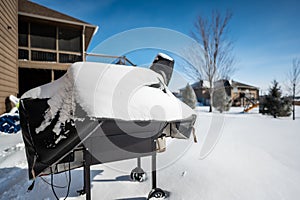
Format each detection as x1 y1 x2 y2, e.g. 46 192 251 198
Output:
0 106 300 199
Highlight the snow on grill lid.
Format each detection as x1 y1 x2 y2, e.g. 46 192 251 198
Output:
21 62 195 122
157 53 174 61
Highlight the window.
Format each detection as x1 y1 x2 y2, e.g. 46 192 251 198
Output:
59 27 82 52
59 53 82 63
18 21 28 47
18 49 29 60
18 22 84 63
31 51 56 62
31 23 56 50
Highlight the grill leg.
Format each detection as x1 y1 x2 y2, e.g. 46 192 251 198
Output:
137 157 141 168
147 141 166 199
80 149 91 200
77 149 91 199
151 153 157 189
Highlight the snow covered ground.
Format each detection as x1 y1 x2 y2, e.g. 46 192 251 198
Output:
1 106 300 200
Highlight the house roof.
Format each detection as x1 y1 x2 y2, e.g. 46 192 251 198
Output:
183 79 259 91
214 79 231 89
190 80 210 89
231 80 259 90
18 0 98 50
18 0 89 24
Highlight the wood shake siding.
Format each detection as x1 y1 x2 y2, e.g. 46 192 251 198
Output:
0 0 18 114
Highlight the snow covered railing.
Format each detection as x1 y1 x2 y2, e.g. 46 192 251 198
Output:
86 53 136 66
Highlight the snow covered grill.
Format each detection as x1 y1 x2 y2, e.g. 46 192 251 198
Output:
19 60 196 200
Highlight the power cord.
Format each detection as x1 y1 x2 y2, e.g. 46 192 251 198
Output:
50 161 72 200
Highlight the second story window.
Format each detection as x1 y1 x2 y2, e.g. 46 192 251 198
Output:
30 22 56 50
59 27 82 52
18 19 84 63
18 21 28 47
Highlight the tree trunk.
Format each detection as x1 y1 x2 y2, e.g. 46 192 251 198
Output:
293 83 295 120
209 87 213 112
293 101 295 120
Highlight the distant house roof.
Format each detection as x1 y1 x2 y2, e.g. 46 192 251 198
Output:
190 82 200 89
18 0 98 50
181 79 259 91
190 80 210 89
214 79 231 89
230 80 259 90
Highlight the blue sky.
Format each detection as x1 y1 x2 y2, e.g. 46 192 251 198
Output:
32 0 300 93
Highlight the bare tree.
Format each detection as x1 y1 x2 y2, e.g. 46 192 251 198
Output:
287 58 300 120
186 10 236 112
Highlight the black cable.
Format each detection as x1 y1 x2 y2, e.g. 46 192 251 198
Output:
50 162 72 200
50 167 60 200
40 176 67 189
63 161 71 200
41 163 70 188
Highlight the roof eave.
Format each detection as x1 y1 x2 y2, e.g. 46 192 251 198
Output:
18 11 97 29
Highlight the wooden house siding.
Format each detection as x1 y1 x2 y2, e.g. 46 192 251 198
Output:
0 0 18 114
0 0 97 113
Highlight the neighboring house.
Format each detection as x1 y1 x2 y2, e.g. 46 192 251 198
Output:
180 80 259 107
231 80 259 106
0 0 97 113
295 96 300 106
190 80 211 106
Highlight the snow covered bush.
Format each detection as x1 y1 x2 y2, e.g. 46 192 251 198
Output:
182 83 197 109
212 86 232 113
